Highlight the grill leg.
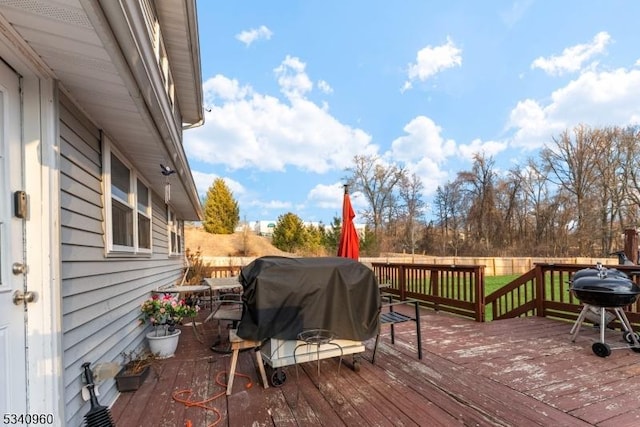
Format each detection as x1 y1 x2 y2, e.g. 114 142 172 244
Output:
570 305 590 342
615 308 640 347
599 307 607 344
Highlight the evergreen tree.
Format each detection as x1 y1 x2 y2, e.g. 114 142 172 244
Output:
202 178 239 234
358 225 375 256
272 212 306 252
304 223 326 255
323 216 342 254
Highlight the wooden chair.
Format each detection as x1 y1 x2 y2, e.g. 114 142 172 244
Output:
227 329 269 395
371 297 422 363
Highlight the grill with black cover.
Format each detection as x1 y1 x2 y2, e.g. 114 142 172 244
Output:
236 256 381 385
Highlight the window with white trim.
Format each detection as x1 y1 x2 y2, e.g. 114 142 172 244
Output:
167 207 182 255
104 139 152 253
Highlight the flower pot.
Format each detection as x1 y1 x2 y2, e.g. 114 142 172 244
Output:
146 328 181 359
115 365 150 392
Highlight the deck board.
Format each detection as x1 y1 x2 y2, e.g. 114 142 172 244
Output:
111 308 640 426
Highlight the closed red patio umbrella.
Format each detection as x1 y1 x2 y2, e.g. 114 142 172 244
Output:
337 185 359 260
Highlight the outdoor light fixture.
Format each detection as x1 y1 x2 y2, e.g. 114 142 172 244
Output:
160 164 176 203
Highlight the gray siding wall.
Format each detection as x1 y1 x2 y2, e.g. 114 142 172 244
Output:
58 92 186 426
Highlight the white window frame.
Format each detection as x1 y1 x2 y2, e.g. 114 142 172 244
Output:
103 137 152 254
167 207 183 256
136 177 152 251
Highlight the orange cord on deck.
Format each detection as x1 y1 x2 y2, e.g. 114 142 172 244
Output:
174 369 254 427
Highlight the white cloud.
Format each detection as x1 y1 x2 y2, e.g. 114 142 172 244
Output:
403 37 462 91
247 199 292 210
190 170 293 220
389 116 456 164
549 68 640 123
235 25 273 46
507 99 568 150
307 182 367 210
508 66 640 149
531 31 611 76
413 157 451 194
203 74 251 102
190 170 217 199
317 80 333 94
185 67 376 174
307 183 345 210
274 55 313 99
386 116 459 194
307 182 368 215
458 139 508 160
386 116 509 193
190 170 245 199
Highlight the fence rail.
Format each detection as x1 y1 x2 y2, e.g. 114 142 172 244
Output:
486 263 640 325
372 262 485 322
205 265 242 278
363 256 618 276
204 255 619 276
203 261 640 326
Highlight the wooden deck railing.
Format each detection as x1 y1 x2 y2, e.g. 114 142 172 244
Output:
486 263 640 325
205 262 640 326
204 265 242 278
371 262 486 322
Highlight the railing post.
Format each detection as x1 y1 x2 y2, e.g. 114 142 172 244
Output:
535 264 545 317
431 269 438 298
625 228 638 264
398 264 406 300
475 266 485 322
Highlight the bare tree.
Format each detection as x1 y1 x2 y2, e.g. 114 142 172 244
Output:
540 125 600 254
397 172 426 255
518 158 559 255
341 125 639 258
456 153 498 254
618 126 640 226
591 127 627 254
433 180 466 256
346 154 405 251
493 168 523 254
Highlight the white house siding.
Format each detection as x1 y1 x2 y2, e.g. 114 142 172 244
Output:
58 92 186 426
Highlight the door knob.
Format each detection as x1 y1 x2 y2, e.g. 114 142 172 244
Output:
13 290 37 305
12 262 27 275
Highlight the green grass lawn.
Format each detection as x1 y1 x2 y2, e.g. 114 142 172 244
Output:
484 274 521 295
404 273 569 320
483 274 527 321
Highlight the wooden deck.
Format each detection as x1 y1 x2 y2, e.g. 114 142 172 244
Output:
111 308 640 426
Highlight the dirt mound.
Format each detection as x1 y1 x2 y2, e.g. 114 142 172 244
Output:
184 225 290 257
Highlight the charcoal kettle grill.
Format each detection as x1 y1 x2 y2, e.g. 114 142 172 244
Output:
569 263 640 357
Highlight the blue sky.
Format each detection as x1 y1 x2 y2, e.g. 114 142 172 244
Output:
184 0 640 225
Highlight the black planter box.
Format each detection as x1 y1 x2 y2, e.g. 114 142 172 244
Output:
115 365 150 392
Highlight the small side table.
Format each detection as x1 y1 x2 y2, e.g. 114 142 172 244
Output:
227 329 269 395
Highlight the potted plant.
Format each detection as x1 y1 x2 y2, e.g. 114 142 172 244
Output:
114 349 155 392
140 293 199 358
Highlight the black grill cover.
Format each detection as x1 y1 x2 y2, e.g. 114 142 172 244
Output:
236 256 381 341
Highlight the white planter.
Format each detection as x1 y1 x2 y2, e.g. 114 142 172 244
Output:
146 328 181 359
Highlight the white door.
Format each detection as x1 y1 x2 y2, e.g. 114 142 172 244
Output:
0 59 28 416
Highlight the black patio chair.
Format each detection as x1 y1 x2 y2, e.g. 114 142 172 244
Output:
209 293 243 353
371 296 422 363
